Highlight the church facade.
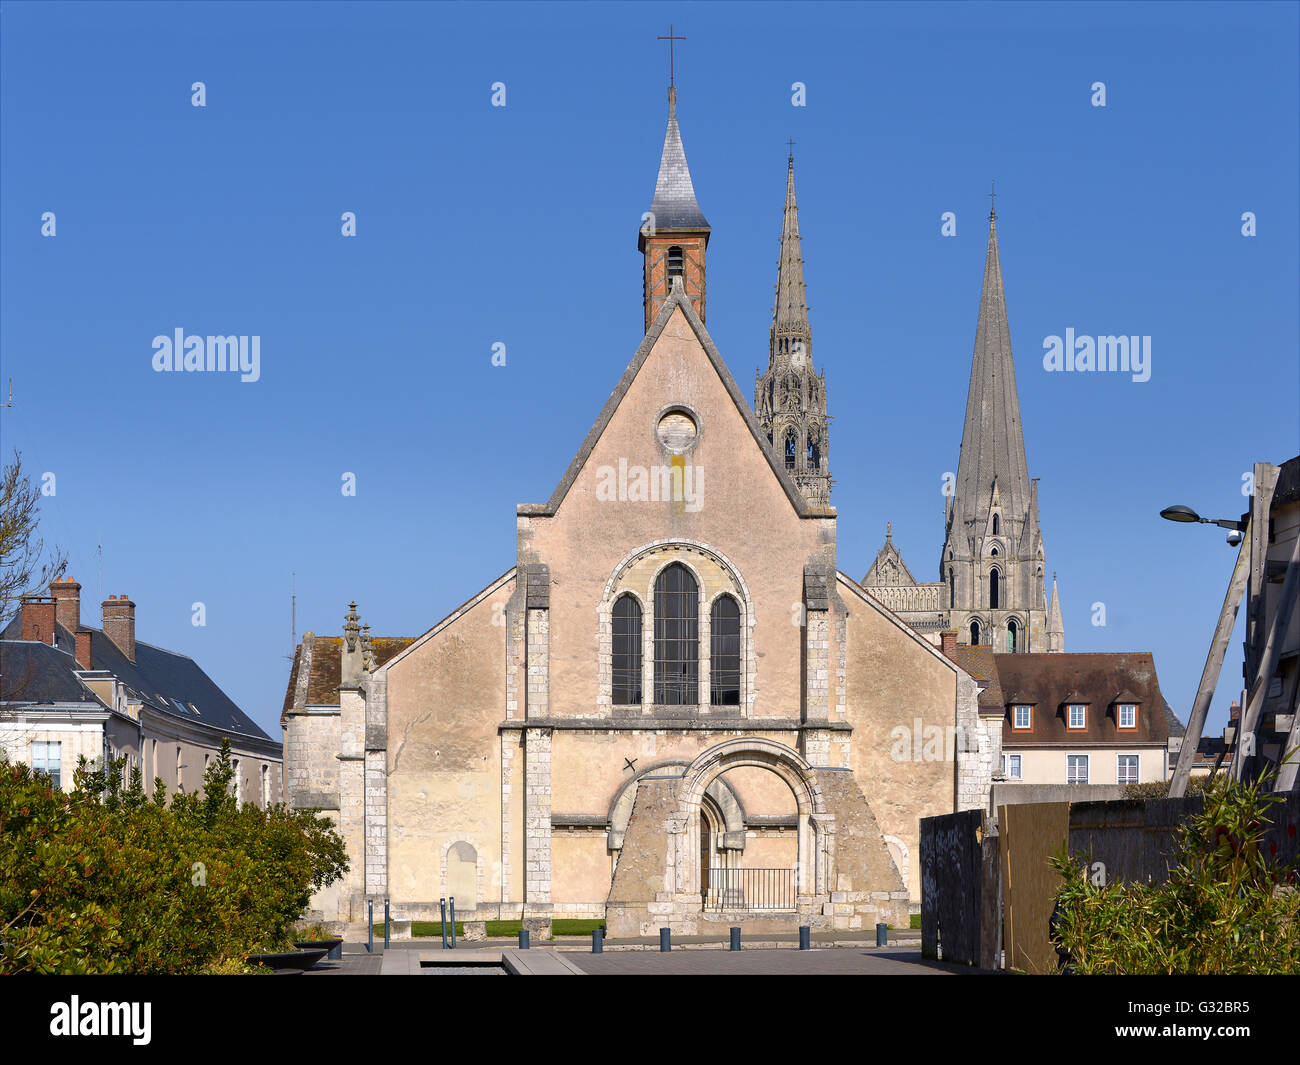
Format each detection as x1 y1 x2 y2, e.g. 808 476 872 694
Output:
282 87 1003 934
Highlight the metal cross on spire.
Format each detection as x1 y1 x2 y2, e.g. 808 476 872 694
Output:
787 135 796 159
658 24 686 87
989 180 997 220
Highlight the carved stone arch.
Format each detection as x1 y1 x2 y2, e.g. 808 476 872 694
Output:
606 761 745 851
440 837 483 912
673 738 832 895
883 834 910 892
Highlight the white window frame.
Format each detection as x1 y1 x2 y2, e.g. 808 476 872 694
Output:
1001 753 1022 780
1117 754 1139 785
1118 703 1137 729
1067 754 1089 785
1013 704 1032 729
1068 703 1087 729
32 740 62 789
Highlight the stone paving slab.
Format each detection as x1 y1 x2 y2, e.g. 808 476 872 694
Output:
570 947 974 976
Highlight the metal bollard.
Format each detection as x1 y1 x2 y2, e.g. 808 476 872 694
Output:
367 898 373 953
449 898 457 949
519 928 530 950
592 928 604 953
730 927 741 951
440 898 448 950
384 899 390 950
876 922 888 947
660 927 671 952
799 925 811 950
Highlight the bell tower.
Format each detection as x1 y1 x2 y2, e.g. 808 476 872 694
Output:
640 85 710 331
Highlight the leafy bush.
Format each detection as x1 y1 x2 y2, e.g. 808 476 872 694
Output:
1051 772 1300 974
0 741 347 973
1121 775 1211 800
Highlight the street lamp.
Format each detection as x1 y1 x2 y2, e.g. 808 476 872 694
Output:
1159 505 1246 545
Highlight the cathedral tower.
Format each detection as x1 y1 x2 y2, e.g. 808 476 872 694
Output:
754 151 831 505
941 205 1055 651
640 87 710 331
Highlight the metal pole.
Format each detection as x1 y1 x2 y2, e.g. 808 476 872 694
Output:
367 899 373 954
519 928 530 949
660 927 671 952
1169 527 1253 796
449 897 457 949
592 928 603 953
799 925 810 950
384 898 390 950
730 927 740 951
876 922 888 947
440 898 448 950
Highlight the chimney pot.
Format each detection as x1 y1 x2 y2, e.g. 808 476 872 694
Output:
102 595 137 663
74 629 93 670
20 595 57 646
50 576 81 633
940 630 958 658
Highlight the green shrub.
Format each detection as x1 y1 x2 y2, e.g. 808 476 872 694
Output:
0 740 348 973
1051 771 1300 974
1121 775 1212 800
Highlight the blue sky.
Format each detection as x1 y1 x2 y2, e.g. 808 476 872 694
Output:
1 1 1296 739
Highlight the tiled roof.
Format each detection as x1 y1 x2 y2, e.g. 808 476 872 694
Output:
281 634 415 714
948 644 1004 710
995 652 1169 746
0 639 107 707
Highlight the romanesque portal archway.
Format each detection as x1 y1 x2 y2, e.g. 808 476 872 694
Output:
672 737 832 904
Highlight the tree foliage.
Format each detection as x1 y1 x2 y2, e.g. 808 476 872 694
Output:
1050 772 1300 974
0 740 348 973
0 448 66 632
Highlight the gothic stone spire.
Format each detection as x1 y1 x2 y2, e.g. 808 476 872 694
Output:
755 150 830 506
942 204 1049 651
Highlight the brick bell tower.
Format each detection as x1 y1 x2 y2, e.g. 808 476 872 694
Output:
640 85 710 331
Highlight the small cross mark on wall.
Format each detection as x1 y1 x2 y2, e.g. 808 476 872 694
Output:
623 757 638 772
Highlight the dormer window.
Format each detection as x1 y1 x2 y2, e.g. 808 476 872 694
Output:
1117 703 1137 729
1013 704 1032 730
1068 703 1087 729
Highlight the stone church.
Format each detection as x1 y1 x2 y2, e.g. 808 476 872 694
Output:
282 85 1024 935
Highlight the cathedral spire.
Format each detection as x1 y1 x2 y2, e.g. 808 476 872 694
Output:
951 207 1031 535
755 149 830 506
640 86 710 330
772 150 810 342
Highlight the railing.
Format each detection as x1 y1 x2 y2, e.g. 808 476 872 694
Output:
702 867 796 912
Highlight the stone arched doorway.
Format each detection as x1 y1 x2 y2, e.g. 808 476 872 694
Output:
673 737 832 900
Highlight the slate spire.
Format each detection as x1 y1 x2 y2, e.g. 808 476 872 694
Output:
1047 573 1065 653
647 87 709 233
772 151 809 342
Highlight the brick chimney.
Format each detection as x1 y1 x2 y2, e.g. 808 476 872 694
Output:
102 595 136 662
51 576 81 632
940 629 958 659
74 629 93 670
19 595 56 645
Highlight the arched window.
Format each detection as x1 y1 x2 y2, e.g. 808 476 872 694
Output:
667 245 684 287
969 620 981 645
989 568 1000 609
612 595 643 705
1007 619 1018 653
992 513 1000 535
807 438 820 470
785 430 798 469
990 545 999 557
654 564 698 705
710 596 741 706
947 567 955 606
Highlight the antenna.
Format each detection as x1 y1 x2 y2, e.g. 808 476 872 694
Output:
3 379 12 407
95 537 103 604
285 572 297 662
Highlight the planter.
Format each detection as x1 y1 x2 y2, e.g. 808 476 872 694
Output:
294 938 344 961
247 948 328 972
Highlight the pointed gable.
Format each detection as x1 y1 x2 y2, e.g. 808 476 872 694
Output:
861 526 918 587
519 286 829 519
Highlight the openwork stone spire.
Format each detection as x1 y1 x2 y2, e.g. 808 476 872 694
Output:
755 151 830 505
